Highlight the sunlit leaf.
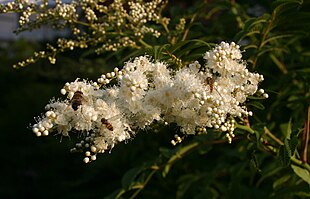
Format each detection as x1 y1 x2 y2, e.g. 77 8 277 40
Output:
291 165 310 185
273 174 291 189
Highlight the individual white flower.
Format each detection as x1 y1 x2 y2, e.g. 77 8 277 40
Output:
151 61 172 89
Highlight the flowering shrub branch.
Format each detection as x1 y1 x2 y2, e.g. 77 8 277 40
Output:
32 41 268 163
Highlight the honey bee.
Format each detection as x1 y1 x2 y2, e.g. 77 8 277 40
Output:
101 118 114 131
205 75 223 98
71 91 85 111
206 77 214 93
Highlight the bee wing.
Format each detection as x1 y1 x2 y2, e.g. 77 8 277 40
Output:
107 114 123 121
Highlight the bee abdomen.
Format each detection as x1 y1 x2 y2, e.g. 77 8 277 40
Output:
101 118 114 131
71 91 84 111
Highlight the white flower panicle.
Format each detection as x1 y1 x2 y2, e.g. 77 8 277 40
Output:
32 42 268 162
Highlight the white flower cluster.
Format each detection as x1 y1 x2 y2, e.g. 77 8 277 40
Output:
32 42 267 163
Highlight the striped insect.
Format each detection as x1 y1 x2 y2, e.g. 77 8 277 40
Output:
100 114 123 131
101 118 114 131
71 91 85 111
206 77 215 93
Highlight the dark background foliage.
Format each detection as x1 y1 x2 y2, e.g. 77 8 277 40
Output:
0 0 309 198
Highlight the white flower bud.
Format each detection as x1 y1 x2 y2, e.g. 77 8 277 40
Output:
83 157 90 163
39 126 45 132
104 79 110 84
35 132 42 137
221 126 227 131
91 146 97 152
43 130 49 136
130 86 136 92
32 127 39 133
45 111 51 117
91 155 97 161
60 89 67 95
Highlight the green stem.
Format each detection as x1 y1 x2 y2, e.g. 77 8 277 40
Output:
72 19 90 27
236 123 255 134
129 169 157 199
291 156 310 172
161 22 169 34
182 13 196 41
166 142 199 167
301 106 310 163
138 39 152 49
264 127 284 146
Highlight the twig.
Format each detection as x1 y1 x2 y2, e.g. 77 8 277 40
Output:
129 169 157 199
138 39 152 49
291 156 310 172
301 106 310 163
182 13 197 41
264 127 284 146
236 123 255 134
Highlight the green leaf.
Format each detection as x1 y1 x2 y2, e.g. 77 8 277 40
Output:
235 14 270 41
103 188 126 199
262 34 294 46
291 165 310 185
159 147 175 158
284 138 292 158
152 45 161 60
249 150 261 172
243 44 258 50
288 130 299 155
235 30 260 42
247 96 268 100
247 101 265 110
273 175 291 189
176 174 202 199
151 44 171 60
256 167 283 187
271 0 303 16
121 166 144 189
269 53 288 74
279 145 291 166
286 118 293 139
243 17 267 31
